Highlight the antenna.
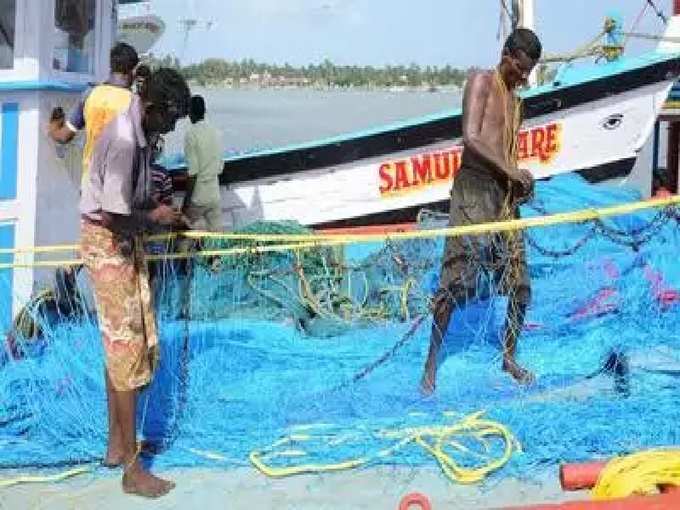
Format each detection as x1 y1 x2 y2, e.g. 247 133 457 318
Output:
178 0 215 63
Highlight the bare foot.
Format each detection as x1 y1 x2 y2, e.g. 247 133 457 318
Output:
420 372 436 396
503 359 535 385
105 440 162 467
122 460 175 498
103 452 123 468
103 440 125 467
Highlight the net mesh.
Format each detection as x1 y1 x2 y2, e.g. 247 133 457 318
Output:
1 174 679 486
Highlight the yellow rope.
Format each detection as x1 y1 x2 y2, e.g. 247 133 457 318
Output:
0 196 678 270
0 244 79 255
400 278 415 320
592 449 680 500
249 411 519 484
149 195 680 243
0 259 84 269
494 68 525 297
539 26 608 64
0 466 91 489
493 69 521 173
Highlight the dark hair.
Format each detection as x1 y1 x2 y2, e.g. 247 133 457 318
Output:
190 95 206 119
110 42 139 75
503 28 542 62
133 63 151 94
134 63 151 81
140 67 191 117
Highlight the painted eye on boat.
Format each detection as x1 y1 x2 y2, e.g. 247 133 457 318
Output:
601 114 624 130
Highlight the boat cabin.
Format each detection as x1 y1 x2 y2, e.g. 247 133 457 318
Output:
0 0 116 327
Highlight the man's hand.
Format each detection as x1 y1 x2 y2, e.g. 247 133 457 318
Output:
50 107 65 124
509 168 535 204
149 204 181 226
48 107 65 134
174 214 191 231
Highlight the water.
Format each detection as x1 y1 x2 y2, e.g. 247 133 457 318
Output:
163 87 461 157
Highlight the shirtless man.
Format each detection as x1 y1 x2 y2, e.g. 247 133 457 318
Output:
421 28 542 395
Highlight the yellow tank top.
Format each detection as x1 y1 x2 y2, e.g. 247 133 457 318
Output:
81 84 133 184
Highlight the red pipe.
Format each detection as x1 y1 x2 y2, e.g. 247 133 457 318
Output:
501 492 680 509
315 222 416 236
560 461 680 493
560 461 608 491
675 0 680 16
398 492 432 510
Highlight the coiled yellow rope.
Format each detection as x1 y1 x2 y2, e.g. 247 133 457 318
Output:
592 449 680 500
249 411 519 484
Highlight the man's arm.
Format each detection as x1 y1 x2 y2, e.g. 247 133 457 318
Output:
98 144 180 235
48 86 89 145
101 207 178 236
182 176 197 212
461 72 517 182
182 132 198 211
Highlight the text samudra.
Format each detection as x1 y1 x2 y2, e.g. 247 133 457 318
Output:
379 122 562 196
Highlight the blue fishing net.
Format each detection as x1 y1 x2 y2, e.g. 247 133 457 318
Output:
1 174 679 483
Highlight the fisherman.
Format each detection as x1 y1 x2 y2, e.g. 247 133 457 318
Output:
48 42 141 186
180 94 224 270
181 95 224 233
420 28 542 395
80 67 190 497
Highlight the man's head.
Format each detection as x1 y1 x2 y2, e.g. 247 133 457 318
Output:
189 95 206 124
140 68 191 136
500 28 542 89
110 42 139 85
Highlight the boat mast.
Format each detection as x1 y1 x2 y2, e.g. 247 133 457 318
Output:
666 0 680 195
512 0 537 86
514 0 535 32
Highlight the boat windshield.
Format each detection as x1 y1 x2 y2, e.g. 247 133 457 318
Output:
53 0 96 74
0 0 16 70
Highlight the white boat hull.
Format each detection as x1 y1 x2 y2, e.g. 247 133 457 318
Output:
217 79 674 228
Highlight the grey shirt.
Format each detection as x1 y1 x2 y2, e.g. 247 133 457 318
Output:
80 95 148 222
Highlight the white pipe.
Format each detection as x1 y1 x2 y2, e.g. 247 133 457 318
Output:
516 0 537 86
518 0 535 32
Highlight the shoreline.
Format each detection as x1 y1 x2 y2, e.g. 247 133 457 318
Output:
187 81 463 94
0 466 575 510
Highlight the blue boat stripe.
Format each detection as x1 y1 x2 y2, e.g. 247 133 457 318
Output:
0 103 19 200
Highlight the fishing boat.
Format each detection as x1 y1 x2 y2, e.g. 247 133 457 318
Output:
0 0 678 321
167 3 680 230
117 0 165 54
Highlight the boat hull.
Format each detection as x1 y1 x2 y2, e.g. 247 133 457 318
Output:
168 55 680 228
217 83 672 227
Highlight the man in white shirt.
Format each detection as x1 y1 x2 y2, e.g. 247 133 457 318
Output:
182 95 223 232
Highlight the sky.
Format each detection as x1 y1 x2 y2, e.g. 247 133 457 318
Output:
150 0 670 67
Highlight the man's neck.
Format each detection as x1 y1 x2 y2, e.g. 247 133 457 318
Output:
495 65 514 92
108 73 130 88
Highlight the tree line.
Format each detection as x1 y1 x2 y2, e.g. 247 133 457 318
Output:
146 54 472 88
